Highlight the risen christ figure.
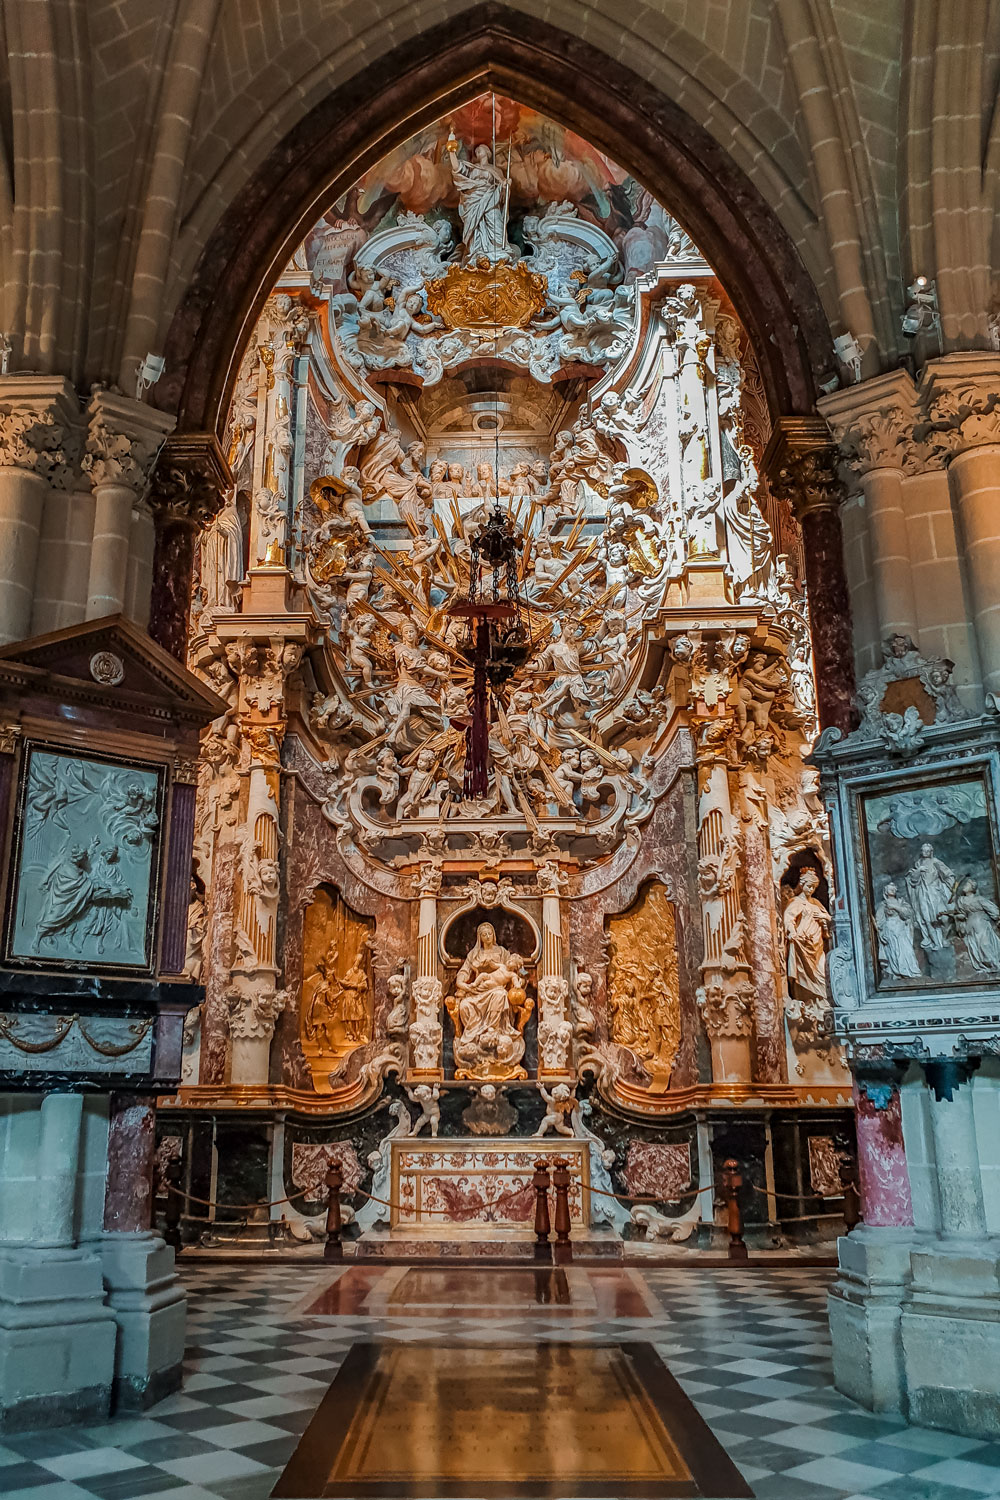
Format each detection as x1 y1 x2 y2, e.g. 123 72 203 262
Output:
449 144 512 264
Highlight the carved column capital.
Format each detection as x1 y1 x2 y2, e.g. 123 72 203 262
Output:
919 353 1000 457
764 417 845 518
818 368 923 477
82 388 175 493
148 432 233 530
0 375 80 487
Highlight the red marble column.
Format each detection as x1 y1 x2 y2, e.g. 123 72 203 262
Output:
104 1093 157 1233
149 515 200 662
799 499 856 735
765 425 857 735
853 1079 913 1228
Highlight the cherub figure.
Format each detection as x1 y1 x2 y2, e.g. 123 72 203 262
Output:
535 1082 576 1138
405 1082 441 1137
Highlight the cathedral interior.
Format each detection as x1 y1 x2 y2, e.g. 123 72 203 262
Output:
2 6 1000 1498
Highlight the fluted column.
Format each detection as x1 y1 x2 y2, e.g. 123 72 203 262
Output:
82 390 174 619
766 417 855 733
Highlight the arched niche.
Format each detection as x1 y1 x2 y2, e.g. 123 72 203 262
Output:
440 903 540 968
300 883 376 1094
604 878 680 1094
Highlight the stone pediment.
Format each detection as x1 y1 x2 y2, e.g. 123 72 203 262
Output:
0 613 226 730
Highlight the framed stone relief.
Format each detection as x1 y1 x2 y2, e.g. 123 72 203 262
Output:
858 771 1000 991
5 744 165 972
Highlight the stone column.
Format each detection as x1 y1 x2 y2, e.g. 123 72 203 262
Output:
694 726 753 1082
147 434 231 660
923 353 1000 696
766 418 855 733
0 1093 117 1429
82 390 174 619
100 1095 187 1410
538 862 565 980
828 1070 917 1415
0 376 79 643
853 1074 913 1228
922 1059 986 1238
35 1092 85 1247
819 371 922 645
410 866 443 1077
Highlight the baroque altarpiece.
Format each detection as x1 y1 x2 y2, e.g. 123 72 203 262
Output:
163 99 852 1245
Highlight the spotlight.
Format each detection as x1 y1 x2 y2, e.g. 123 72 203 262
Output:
901 277 940 340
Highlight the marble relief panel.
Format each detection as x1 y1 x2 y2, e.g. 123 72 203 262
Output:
860 772 1000 989
8 746 162 970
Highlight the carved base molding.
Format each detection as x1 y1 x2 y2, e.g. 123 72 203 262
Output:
161 1080 852 1117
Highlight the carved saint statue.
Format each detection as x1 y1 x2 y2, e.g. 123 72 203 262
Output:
874 882 922 980
783 868 831 1006
904 842 955 951
448 921 531 1080
201 491 245 609
948 877 1000 973
448 142 512 264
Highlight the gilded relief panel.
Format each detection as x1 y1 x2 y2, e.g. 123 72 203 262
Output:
605 881 680 1094
300 884 375 1093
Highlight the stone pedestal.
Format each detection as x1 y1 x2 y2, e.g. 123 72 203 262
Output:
100 1233 186 1410
827 1226 918 1413
900 1242 1000 1437
0 1246 117 1431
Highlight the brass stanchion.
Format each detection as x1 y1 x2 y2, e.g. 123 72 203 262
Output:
551 1157 572 1264
163 1159 183 1254
324 1162 344 1263
720 1158 749 1263
533 1159 552 1262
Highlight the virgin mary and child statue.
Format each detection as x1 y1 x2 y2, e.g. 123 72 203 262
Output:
448 922 531 1080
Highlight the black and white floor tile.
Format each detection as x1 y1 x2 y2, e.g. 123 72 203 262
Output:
3 1264 1000 1500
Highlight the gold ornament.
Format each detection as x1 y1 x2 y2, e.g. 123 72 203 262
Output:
606 880 681 1092
426 259 549 330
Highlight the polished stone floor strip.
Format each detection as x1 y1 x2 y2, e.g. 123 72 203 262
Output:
273 1340 750 1498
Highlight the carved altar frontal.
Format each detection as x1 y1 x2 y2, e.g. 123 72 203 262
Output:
389 1138 590 1236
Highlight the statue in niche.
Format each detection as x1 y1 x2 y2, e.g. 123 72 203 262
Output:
874 882 922 980
783 869 831 1005
904 842 955 952
606 882 680 1090
447 140 513 263
300 887 375 1082
447 922 532 1080
200 491 245 609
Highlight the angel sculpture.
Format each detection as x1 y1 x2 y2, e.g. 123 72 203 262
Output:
535 1082 576 1138
405 1082 441 1137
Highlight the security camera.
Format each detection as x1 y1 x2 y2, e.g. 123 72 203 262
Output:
136 352 166 400
832 333 862 382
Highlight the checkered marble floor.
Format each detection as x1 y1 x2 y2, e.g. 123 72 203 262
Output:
3 1263 1000 1500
